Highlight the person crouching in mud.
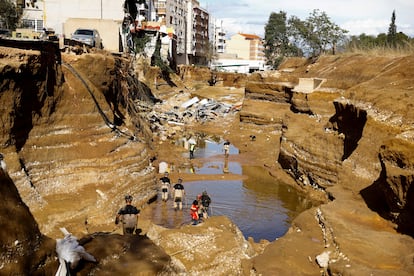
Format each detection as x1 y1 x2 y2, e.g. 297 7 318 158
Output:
115 195 140 235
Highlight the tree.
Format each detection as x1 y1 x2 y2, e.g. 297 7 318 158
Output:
385 10 410 48
395 32 410 46
346 33 377 50
288 9 348 57
264 11 301 68
205 41 216 66
0 0 20 30
376 33 388 47
387 10 397 47
264 11 288 68
345 31 411 51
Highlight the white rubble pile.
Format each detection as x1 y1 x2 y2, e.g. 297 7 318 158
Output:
147 92 237 137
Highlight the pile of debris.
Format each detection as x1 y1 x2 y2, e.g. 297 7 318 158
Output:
146 91 240 138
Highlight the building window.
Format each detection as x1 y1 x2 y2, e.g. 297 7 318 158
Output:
21 19 43 31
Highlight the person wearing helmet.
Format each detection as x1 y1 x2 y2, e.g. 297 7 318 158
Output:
115 195 140 235
173 178 185 211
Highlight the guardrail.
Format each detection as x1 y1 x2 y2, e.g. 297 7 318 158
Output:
0 38 61 63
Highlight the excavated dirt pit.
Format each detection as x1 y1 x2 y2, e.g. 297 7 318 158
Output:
2 47 414 275
145 138 314 242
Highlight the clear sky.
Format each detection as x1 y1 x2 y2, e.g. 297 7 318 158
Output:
199 0 414 38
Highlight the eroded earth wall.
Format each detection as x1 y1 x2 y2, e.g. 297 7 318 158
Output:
241 55 414 274
0 45 158 238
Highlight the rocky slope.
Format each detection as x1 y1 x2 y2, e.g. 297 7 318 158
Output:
0 45 158 238
237 55 414 274
0 167 55 275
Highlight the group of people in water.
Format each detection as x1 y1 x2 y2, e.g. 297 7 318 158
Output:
115 139 231 234
159 172 212 225
115 171 213 234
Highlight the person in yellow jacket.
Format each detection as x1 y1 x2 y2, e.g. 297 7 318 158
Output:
189 142 196 159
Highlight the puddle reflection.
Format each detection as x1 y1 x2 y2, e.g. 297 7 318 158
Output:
195 160 241 175
151 137 314 242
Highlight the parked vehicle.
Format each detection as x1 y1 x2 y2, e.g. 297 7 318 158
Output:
0 29 11 38
71 28 103 48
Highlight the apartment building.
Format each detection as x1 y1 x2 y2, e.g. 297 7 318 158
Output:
226 33 265 60
212 33 266 73
154 0 186 56
211 18 226 54
15 0 44 33
187 0 209 65
154 0 209 65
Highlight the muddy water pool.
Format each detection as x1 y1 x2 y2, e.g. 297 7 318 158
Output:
149 140 313 242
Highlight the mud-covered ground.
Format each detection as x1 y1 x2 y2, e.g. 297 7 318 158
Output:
141 60 414 275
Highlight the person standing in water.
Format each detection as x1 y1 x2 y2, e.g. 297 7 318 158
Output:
173 178 185 211
223 141 230 158
200 191 212 219
159 172 171 202
190 200 199 225
189 142 196 159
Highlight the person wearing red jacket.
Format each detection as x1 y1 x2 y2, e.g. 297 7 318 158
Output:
190 200 199 225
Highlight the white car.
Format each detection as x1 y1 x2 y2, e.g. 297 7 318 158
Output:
71 28 103 48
